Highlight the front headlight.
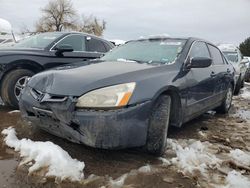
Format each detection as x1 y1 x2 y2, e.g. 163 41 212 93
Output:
76 82 136 108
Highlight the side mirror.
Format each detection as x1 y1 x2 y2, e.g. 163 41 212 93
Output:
55 44 73 56
187 57 212 69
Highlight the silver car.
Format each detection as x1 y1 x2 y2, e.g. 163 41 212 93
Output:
218 44 248 94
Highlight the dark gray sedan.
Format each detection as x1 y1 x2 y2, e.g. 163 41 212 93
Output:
20 37 235 156
0 32 114 108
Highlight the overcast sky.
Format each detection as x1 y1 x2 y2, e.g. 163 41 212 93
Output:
0 0 249 45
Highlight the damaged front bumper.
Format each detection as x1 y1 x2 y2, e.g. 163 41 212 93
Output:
19 87 152 149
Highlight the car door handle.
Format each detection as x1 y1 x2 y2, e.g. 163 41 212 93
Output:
227 68 231 73
210 71 216 77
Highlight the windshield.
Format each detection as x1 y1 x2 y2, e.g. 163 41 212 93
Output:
101 39 186 64
13 32 63 49
223 52 238 63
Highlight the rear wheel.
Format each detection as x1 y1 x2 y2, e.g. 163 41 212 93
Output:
216 84 233 114
1 69 34 108
146 95 171 156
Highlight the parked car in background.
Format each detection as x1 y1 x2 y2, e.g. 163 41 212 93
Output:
0 32 114 108
0 18 16 47
218 44 248 94
20 37 235 156
244 56 250 82
0 34 15 46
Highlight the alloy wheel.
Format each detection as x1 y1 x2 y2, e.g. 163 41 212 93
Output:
14 76 30 100
225 87 233 110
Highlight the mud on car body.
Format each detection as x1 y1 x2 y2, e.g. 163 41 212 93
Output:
0 32 114 108
20 37 235 156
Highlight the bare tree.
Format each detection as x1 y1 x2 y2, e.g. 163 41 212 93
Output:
36 0 76 32
77 15 106 36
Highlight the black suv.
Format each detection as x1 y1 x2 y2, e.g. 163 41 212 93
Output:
0 32 114 108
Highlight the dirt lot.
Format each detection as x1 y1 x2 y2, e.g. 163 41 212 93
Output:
0 84 250 188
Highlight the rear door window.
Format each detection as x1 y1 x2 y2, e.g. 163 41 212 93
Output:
208 45 224 65
55 34 86 51
86 37 107 53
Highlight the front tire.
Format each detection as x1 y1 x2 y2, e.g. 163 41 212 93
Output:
1 69 34 108
146 95 171 156
216 84 233 114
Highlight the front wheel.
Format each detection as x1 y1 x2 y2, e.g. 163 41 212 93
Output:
216 84 233 114
1 69 34 108
145 95 171 156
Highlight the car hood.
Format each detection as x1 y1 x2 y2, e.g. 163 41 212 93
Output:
28 61 162 96
0 48 45 56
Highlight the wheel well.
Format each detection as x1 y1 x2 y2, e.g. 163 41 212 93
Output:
155 89 183 127
0 61 44 91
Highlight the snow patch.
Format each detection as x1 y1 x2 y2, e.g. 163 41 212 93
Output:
8 110 20 114
222 170 250 188
235 110 250 121
241 88 250 99
110 39 126 46
229 149 250 166
116 58 137 63
109 173 128 188
138 164 151 173
158 157 171 166
167 139 221 176
1 127 85 182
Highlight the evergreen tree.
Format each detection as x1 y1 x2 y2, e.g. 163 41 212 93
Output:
239 37 250 56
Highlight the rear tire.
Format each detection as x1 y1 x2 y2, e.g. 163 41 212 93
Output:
1 69 34 109
241 79 245 88
216 84 233 114
234 77 241 95
146 95 171 156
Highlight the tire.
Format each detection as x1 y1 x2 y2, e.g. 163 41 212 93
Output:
146 95 171 156
216 84 233 114
234 77 241 95
241 79 245 88
1 69 34 108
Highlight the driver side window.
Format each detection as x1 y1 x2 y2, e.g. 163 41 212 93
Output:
189 41 210 59
55 35 86 51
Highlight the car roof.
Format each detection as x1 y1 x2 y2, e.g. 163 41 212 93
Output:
127 37 209 44
43 31 111 43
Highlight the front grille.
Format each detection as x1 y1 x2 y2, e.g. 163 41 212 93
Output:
30 88 67 103
30 88 45 102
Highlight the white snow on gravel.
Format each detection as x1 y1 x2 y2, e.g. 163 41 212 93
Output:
109 173 128 188
163 139 250 188
222 170 250 188
229 149 250 166
168 139 221 176
8 110 20 114
235 110 250 121
138 164 151 173
1 127 85 182
241 88 250 99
